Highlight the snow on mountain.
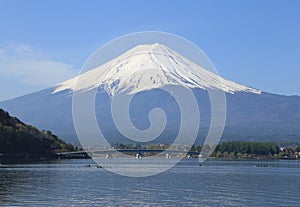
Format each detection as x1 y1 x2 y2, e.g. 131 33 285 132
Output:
53 43 261 96
2 44 300 144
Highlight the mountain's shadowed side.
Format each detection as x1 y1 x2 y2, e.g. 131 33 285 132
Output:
0 87 299 144
1 43 299 144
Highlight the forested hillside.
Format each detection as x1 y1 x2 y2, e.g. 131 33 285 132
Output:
0 108 75 159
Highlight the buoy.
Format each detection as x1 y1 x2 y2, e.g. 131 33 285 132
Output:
136 153 142 159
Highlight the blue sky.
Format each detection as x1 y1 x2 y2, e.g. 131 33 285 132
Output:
0 0 300 101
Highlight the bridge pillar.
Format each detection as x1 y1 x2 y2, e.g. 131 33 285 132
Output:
106 154 113 159
136 153 142 159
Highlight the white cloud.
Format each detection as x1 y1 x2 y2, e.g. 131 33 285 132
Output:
0 44 78 87
0 44 80 101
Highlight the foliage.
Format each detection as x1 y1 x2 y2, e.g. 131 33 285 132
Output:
209 141 300 159
111 141 300 159
215 142 279 156
0 109 75 157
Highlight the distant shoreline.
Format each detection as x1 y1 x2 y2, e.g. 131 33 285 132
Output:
1 141 299 164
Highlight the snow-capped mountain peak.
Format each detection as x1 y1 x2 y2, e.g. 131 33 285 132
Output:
53 43 261 95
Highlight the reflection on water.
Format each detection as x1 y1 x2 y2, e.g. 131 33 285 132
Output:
0 159 299 206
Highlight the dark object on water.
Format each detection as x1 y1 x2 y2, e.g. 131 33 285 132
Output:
84 164 103 168
255 164 269 167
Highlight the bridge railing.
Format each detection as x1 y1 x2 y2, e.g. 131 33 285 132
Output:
56 149 200 159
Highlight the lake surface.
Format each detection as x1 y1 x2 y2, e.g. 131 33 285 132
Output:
0 159 299 207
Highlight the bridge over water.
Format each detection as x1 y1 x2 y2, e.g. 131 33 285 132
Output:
56 149 202 159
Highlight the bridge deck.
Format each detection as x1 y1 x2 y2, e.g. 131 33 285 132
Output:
56 149 200 159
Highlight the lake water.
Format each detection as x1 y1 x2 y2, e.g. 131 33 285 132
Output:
0 159 299 206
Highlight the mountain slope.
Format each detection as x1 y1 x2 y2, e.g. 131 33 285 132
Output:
53 43 260 95
0 43 299 144
0 108 74 159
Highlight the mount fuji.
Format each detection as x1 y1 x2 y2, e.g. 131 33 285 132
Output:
53 43 260 95
1 43 300 144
